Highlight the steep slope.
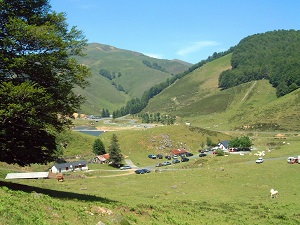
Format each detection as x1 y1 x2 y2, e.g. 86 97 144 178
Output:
74 43 192 114
143 53 300 131
143 54 232 115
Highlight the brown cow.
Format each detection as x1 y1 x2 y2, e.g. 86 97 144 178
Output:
56 173 64 182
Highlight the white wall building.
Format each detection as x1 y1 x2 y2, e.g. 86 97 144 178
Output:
50 160 88 173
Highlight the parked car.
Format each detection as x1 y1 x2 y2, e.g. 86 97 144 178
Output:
141 168 151 173
135 169 145 174
156 154 163 159
163 161 172 166
120 165 132 170
199 153 207 157
172 154 178 159
172 159 180 164
181 157 190 162
256 158 264 164
186 152 194 157
165 155 171 160
148 154 157 159
156 163 163 167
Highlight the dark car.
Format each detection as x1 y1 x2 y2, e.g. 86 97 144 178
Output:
186 152 194 157
165 155 171 160
157 154 163 159
181 157 190 162
199 153 207 157
135 169 145 174
141 168 151 173
172 159 180 164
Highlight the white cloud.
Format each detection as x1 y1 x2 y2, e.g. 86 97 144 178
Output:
143 52 164 59
176 41 220 56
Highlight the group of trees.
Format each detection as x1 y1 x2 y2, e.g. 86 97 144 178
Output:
99 69 122 80
99 69 125 92
229 136 252 149
92 134 123 167
139 113 176 125
0 0 91 166
101 108 110 118
219 30 300 97
142 60 167 73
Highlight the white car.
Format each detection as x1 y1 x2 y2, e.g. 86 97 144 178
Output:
120 165 132 170
256 158 264 164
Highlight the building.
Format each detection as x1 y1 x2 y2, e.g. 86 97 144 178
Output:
92 153 110 164
170 149 188 156
218 140 230 151
5 172 49 179
50 160 88 173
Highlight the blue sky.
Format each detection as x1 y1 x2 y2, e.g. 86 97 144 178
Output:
50 0 300 64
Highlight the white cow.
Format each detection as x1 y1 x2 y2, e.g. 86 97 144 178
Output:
270 189 278 198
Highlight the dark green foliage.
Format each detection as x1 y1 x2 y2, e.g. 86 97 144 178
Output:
0 82 57 166
108 134 123 167
229 136 252 148
206 137 217 147
101 108 110 118
139 112 175 124
142 60 167 73
0 0 90 166
215 149 224 156
99 69 113 80
92 139 106 155
219 30 300 97
111 81 125 92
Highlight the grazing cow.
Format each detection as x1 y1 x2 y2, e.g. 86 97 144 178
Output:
56 173 64 182
270 188 278 198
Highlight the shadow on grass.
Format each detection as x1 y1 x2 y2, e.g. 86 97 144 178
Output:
0 180 118 204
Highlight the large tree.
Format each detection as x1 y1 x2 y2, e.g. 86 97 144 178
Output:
0 0 91 166
92 139 106 156
108 134 123 167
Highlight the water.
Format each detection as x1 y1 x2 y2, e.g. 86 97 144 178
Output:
76 130 104 137
72 126 105 137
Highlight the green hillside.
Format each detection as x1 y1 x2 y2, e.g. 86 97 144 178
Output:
143 53 300 132
74 43 192 114
143 54 232 115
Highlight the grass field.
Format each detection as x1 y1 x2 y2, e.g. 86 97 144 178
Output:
1 123 300 225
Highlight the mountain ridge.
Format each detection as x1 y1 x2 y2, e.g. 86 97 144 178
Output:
74 42 192 114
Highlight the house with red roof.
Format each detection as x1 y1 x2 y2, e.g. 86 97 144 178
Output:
170 149 188 156
92 153 110 164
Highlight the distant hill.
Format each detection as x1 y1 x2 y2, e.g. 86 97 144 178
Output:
74 43 192 114
143 53 300 131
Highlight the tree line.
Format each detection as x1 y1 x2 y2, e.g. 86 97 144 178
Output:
219 30 300 97
142 60 168 73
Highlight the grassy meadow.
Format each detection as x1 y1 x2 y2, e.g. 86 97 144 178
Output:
1 122 300 225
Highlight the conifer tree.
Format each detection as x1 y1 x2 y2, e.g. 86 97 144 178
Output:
108 134 123 167
92 139 106 155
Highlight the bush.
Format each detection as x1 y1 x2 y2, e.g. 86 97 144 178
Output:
215 149 225 156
